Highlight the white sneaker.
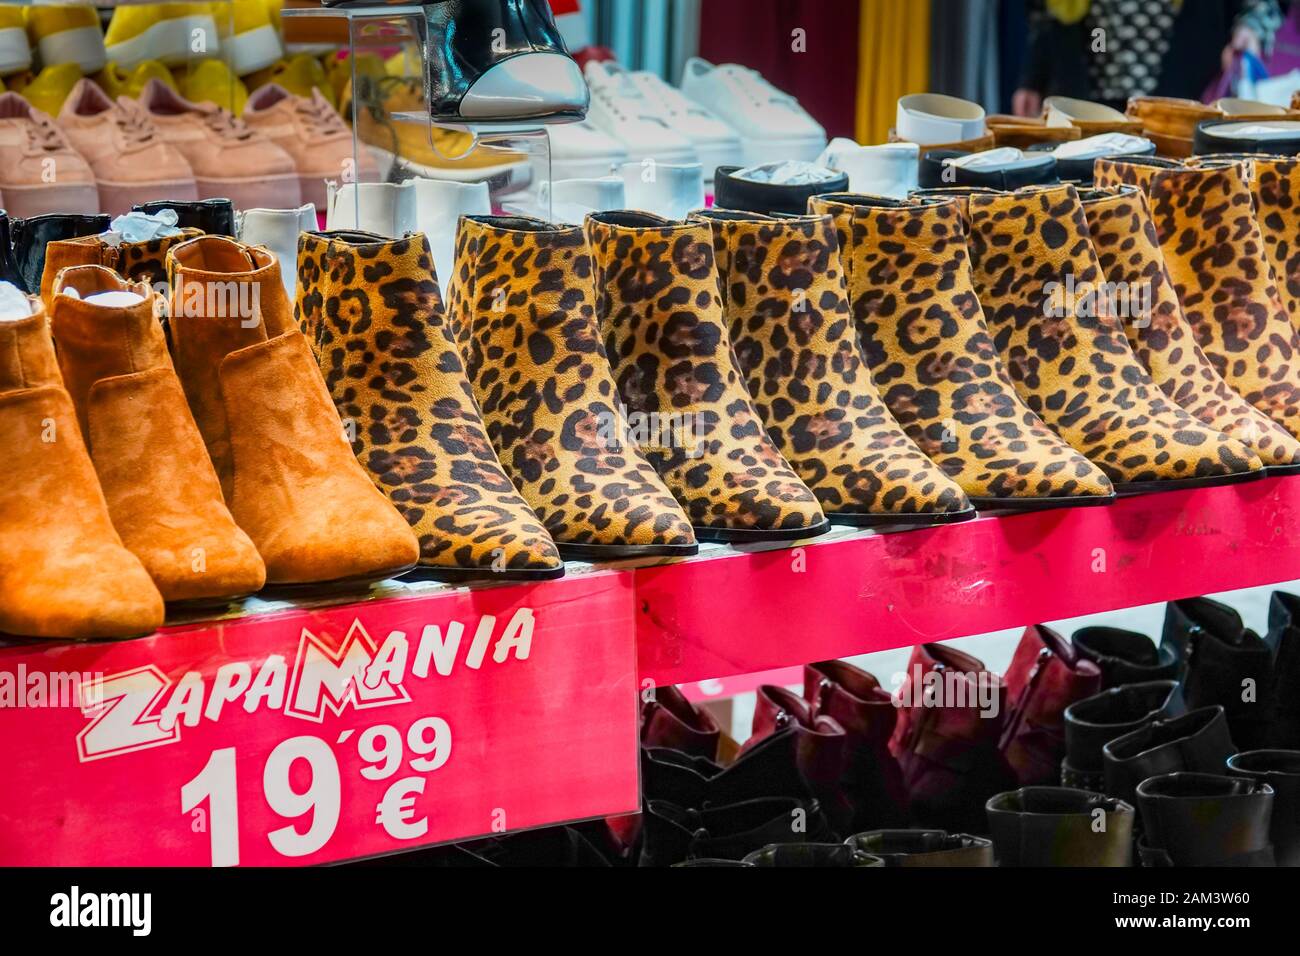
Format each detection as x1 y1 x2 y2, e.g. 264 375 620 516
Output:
817 139 919 199
543 118 628 180
325 182 413 237
583 61 698 166
680 57 826 166
625 70 741 185
620 162 704 221
238 204 317 299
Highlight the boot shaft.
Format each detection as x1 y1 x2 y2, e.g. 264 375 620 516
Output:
1136 772 1274 867
986 786 1135 866
47 266 168 439
0 303 61 394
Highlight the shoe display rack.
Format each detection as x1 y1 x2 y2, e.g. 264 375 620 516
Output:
3 472 1298 865
283 3 555 220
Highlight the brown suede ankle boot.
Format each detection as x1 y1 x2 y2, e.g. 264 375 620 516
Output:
0 300 164 638
40 229 203 308
167 236 419 587
583 211 828 541
49 265 267 604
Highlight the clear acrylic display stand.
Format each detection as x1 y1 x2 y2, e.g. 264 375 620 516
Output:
283 3 559 224
0 0 240 114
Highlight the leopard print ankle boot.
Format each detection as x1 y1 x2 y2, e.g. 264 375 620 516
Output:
447 215 698 560
297 229 565 580
1079 184 1300 474
812 193 1115 509
1095 155 1300 444
690 208 974 526
584 211 829 542
965 183 1264 493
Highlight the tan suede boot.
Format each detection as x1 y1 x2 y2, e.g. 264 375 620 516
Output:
0 300 164 638
40 228 203 309
49 265 267 603
167 235 419 587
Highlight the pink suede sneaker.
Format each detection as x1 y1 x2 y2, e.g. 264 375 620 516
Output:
241 84 376 210
0 92 97 217
57 78 197 215
137 78 301 211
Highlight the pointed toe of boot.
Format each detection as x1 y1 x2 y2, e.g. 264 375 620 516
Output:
693 491 830 543
3 544 164 641
140 526 267 605
261 492 420 587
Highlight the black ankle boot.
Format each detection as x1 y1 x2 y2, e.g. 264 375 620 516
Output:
134 199 235 237
639 797 828 866
641 727 812 810
1103 706 1236 805
986 787 1135 866
1266 592 1300 748
1163 598 1274 751
1227 750 1300 866
1071 626 1183 688
0 211 22 288
743 843 884 867
1136 772 1275 867
1062 680 1185 790
844 829 994 866
9 213 110 293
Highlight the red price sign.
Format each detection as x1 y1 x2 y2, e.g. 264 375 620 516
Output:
0 573 639 866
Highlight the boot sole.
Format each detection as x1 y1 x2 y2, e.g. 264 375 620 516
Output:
557 542 700 561
1114 468 1269 496
260 562 420 597
400 564 567 584
968 493 1117 512
692 520 833 543
167 592 258 612
1266 462 1300 477
828 507 978 528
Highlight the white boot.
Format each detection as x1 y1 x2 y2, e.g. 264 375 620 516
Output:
538 177 626 225
237 203 318 298
817 140 919 200
324 181 418 237
620 162 704 220
406 179 491 290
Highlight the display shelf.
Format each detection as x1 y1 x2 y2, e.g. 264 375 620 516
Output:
3 474 1298 865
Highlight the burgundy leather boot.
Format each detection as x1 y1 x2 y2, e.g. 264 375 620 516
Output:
1000 625 1103 785
890 643 1015 832
640 684 722 760
1062 680 1185 791
1136 772 1275 867
1102 705 1237 806
745 685 851 836
1071 626 1183 688
803 659 910 828
986 786 1135 866
844 829 994 866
